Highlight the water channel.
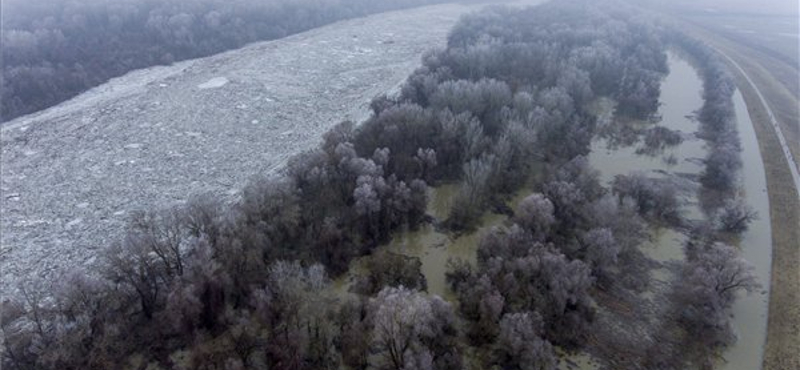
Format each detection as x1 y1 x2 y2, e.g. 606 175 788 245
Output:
720 82 771 370
588 51 771 370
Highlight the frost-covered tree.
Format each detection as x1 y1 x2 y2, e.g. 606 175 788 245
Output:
449 155 496 230
430 78 512 137
515 193 556 240
165 237 230 333
250 261 335 370
581 227 620 283
553 156 605 202
475 226 595 348
448 272 504 345
701 140 742 193
543 180 588 234
589 195 648 254
414 147 437 182
493 312 556 370
713 198 756 234
353 251 427 295
556 65 594 107
611 173 681 224
674 242 759 349
367 287 461 370
477 225 538 263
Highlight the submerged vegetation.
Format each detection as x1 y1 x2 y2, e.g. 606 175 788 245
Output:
1 1 759 369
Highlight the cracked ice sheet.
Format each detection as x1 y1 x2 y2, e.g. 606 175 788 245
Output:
0 3 481 296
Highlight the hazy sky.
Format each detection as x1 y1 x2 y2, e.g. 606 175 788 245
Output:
670 0 798 16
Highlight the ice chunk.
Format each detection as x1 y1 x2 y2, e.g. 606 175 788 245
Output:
197 77 229 89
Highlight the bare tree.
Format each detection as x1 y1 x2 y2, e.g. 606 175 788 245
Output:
713 198 756 234
182 194 224 248
367 287 460 370
165 238 230 333
128 209 187 277
252 261 334 370
103 240 164 319
674 242 759 349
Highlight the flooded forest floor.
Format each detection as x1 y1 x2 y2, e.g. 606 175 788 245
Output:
335 51 771 370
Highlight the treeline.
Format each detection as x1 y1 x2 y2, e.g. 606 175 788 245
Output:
686 33 759 236
1 0 495 122
668 32 751 210
1 1 757 369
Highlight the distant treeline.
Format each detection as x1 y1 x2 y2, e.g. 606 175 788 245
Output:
1 0 494 122
1 1 757 370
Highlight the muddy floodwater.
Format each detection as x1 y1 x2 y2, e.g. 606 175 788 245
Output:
332 184 509 301
589 52 707 263
589 52 771 370
384 186 506 300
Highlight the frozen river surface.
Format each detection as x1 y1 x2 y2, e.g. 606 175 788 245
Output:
0 3 477 295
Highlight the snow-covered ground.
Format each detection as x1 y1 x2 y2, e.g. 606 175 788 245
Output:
0 3 478 295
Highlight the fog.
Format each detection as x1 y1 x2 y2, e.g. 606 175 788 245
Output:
649 0 798 16
0 0 794 369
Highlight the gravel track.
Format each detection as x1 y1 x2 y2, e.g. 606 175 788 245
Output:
0 3 478 295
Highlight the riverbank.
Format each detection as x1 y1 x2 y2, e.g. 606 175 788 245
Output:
668 19 800 370
727 62 800 370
